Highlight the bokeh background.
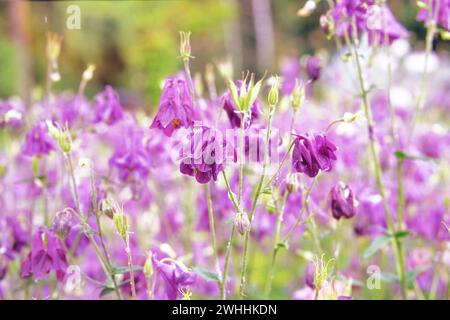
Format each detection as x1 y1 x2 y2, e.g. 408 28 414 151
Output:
1 0 448 113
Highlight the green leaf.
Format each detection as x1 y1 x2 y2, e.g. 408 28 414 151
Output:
99 287 115 297
111 265 144 275
363 235 392 259
276 242 288 250
392 230 410 239
395 150 407 160
379 273 399 283
193 267 221 282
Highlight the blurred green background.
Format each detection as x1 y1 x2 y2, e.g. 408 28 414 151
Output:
0 0 441 112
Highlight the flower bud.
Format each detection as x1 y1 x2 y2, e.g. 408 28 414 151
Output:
52 209 73 239
268 75 280 107
179 31 192 62
46 32 63 63
100 198 118 219
235 210 250 236
144 251 153 278
330 182 356 220
57 128 72 154
320 13 335 39
113 210 128 241
291 80 305 111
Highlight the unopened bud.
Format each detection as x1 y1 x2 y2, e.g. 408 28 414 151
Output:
235 210 250 236
58 128 72 153
52 209 73 239
291 80 305 111
113 210 128 241
268 75 280 107
320 13 335 39
144 252 153 278
343 112 358 123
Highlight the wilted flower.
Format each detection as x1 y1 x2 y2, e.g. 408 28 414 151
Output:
150 74 195 136
292 133 337 178
330 183 356 220
93 85 124 125
21 227 68 281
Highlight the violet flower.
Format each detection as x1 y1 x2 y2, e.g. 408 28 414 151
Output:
152 255 196 300
292 133 337 178
331 0 373 38
280 57 301 95
417 0 450 31
150 74 195 136
22 121 55 157
367 4 408 45
93 85 125 125
21 227 68 281
179 126 231 184
306 56 322 82
330 183 356 220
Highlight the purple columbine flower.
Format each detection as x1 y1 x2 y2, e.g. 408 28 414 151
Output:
20 227 68 281
179 126 231 184
292 133 337 178
51 209 73 239
152 255 196 300
331 0 373 38
417 0 450 31
22 121 55 157
150 74 195 137
93 85 125 125
367 4 408 45
220 81 262 129
306 56 322 82
330 183 355 220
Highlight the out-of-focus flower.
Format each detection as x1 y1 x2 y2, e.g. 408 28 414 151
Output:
292 133 337 178
280 58 301 95
150 74 195 137
179 126 231 184
305 56 322 82
21 227 68 281
331 0 373 38
417 0 450 31
52 209 73 239
235 210 250 236
305 263 315 289
330 183 356 220
366 4 408 45
152 255 196 300
23 121 55 157
93 85 124 125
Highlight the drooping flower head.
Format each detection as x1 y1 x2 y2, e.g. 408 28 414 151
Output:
305 56 322 82
179 126 232 184
21 227 68 281
417 0 450 31
93 85 124 125
330 182 356 220
292 133 337 178
22 121 55 157
150 74 195 136
151 255 196 300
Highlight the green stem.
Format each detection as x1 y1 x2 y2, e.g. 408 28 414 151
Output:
347 35 407 299
239 109 274 299
220 171 239 300
205 183 223 297
238 114 246 204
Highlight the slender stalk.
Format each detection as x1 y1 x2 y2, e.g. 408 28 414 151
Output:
205 183 223 296
125 234 137 299
346 33 407 299
238 114 246 204
220 171 239 300
66 153 123 300
239 109 274 299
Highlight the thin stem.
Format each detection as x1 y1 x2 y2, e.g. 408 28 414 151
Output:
125 234 137 299
220 170 239 300
346 33 407 299
239 109 274 299
205 183 223 296
238 114 246 204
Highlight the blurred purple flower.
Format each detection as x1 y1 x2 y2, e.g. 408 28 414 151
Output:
331 0 373 38
93 85 125 125
306 56 322 82
150 74 195 136
292 133 337 178
280 57 301 95
21 227 68 281
330 183 356 220
22 121 55 157
417 0 450 31
367 4 408 45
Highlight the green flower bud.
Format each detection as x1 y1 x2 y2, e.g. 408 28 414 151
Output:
291 80 305 111
58 129 72 154
113 210 128 241
268 75 280 107
144 251 153 278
